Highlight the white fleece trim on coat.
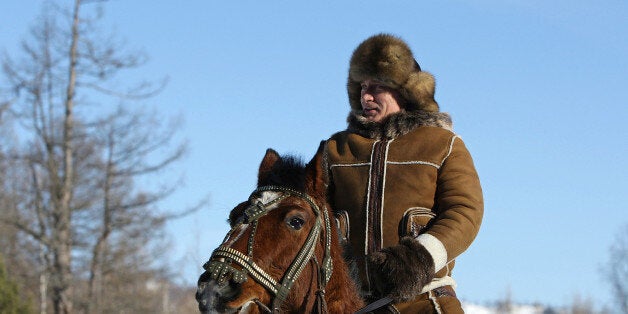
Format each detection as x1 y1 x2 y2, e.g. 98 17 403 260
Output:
421 276 457 294
379 140 393 249
364 141 378 255
415 233 448 272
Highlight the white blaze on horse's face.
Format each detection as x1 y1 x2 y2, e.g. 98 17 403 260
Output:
222 191 283 248
257 191 282 207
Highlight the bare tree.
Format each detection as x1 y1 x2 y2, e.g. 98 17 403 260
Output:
80 107 188 313
605 223 628 314
0 123 42 313
1 1 200 313
495 286 514 314
568 293 595 314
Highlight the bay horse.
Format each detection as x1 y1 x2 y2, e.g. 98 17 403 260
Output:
196 146 365 313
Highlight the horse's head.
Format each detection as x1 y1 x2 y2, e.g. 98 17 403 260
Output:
197 145 362 313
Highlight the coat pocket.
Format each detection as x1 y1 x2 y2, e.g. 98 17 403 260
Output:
398 207 436 238
333 210 350 244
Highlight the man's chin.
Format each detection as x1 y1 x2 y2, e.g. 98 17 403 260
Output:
362 115 382 123
362 110 380 120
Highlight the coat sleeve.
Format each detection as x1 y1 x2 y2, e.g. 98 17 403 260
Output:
417 135 484 272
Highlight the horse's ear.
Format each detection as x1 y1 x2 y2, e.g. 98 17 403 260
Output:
258 148 280 185
305 141 327 196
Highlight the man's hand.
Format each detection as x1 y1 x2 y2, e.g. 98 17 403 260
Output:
368 236 435 302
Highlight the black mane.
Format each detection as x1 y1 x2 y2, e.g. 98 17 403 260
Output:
258 155 306 192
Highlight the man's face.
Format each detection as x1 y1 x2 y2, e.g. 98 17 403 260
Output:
360 79 404 123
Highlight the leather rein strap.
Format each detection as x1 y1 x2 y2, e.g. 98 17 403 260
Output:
354 297 394 314
204 185 333 313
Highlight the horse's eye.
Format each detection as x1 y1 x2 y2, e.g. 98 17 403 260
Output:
287 217 305 230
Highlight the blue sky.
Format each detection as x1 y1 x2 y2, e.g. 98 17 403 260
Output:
1 0 626 309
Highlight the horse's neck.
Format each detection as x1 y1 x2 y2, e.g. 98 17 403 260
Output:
325 258 364 313
323 217 365 312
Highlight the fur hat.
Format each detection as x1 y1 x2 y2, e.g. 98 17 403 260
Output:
347 34 439 112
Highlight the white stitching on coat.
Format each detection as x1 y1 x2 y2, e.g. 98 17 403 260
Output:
440 135 460 166
329 162 371 168
387 160 440 168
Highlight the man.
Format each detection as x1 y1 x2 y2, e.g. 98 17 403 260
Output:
320 34 483 313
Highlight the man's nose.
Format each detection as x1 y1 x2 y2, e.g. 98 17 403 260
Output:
361 91 374 103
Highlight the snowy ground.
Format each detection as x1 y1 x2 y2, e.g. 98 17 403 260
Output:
463 302 546 314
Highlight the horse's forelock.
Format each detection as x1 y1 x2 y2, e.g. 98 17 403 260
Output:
258 155 307 191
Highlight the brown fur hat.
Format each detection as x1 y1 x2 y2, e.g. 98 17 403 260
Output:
348 34 439 112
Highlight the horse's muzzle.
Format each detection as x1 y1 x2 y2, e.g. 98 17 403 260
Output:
196 274 242 313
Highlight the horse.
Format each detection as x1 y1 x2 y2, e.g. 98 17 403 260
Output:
195 146 365 313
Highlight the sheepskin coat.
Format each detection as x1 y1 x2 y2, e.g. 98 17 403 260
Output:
322 109 483 298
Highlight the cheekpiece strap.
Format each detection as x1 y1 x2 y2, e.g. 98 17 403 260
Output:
319 207 333 286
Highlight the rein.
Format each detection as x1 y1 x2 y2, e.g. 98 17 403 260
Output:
202 185 333 313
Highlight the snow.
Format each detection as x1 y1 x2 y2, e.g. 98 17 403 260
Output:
462 302 546 314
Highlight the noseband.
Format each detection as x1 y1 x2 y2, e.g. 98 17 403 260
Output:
202 185 333 313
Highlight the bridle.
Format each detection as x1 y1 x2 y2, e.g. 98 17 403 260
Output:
202 185 333 313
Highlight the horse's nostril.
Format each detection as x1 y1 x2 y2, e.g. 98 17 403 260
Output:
196 280 218 312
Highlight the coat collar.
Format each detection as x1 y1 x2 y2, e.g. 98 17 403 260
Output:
346 110 453 140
